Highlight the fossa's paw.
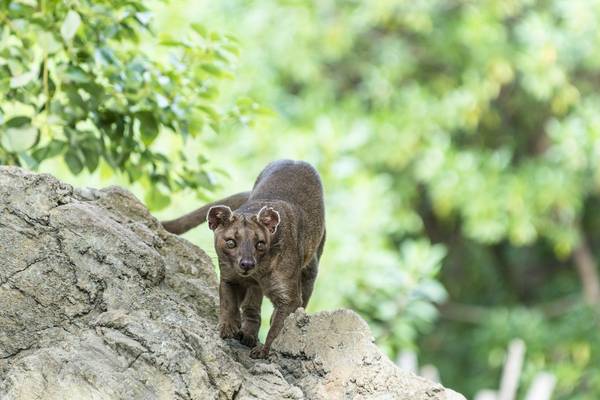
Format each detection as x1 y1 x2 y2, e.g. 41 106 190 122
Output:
249 344 269 359
239 332 258 348
218 322 241 340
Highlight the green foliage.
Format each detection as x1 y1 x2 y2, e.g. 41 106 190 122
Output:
0 0 254 209
424 305 600 398
348 240 447 354
155 0 600 398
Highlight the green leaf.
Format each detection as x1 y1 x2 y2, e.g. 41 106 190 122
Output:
137 111 159 145
16 0 37 6
65 66 90 83
80 140 100 172
64 86 85 110
144 186 171 211
191 23 207 36
38 32 62 54
96 48 118 65
188 112 204 136
61 10 82 42
126 164 143 181
32 140 67 161
18 152 39 169
1 123 39 152
135 12 152 26
198 104 219 121
201 64 224 76
5 116 31 128
158 34 187 47
10 71 36 88
193 170 212 187
64 149 84 174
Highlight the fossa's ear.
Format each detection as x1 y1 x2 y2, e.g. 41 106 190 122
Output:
207 205 233 230
257 206 280 234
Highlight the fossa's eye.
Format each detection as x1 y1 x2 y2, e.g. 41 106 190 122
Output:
256 241 266 251
225 239 236 249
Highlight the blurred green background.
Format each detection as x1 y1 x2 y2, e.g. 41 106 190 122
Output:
2 0 600 398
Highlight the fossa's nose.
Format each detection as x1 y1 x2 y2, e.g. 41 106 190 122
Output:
240 259 255 271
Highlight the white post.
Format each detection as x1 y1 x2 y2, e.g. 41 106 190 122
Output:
497 339 526 400
474 389 497 400
524 372 556 400
420 364 440 383
396 350 418 373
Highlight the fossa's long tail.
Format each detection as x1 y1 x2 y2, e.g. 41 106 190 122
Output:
161 191 250 234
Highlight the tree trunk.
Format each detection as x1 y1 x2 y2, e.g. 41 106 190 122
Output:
573 235 600 306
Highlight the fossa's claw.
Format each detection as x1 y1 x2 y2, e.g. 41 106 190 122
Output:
239 332 258 348
249 344 269 359
218 322 240 339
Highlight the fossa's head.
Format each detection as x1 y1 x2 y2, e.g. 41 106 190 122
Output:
208 205 280 277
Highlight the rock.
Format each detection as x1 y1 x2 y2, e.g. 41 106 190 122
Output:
0 166 464 400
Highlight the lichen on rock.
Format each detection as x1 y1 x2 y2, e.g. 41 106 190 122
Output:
0 166 464 400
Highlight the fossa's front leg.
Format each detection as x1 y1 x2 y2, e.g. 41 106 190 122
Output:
240 285 262 347
249 274 301 359
218 280 241 339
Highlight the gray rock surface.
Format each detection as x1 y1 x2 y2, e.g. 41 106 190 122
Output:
0 166 464 400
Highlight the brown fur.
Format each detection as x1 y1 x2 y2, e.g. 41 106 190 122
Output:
162 160 326 359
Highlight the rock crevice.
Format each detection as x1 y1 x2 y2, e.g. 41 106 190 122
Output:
0 167 463 400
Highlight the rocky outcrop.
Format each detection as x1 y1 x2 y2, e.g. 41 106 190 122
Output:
0 166 464 400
